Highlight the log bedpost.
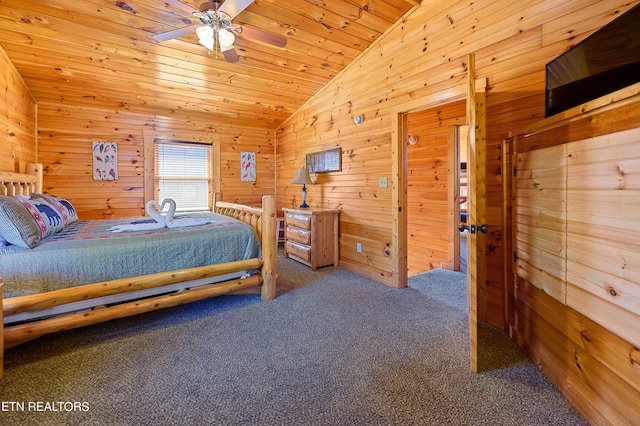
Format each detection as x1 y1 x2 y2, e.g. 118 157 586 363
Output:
260 195 277 300
27 163 43 193
213 192 222 208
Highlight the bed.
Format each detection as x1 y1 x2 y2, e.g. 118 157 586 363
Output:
0 163 276 377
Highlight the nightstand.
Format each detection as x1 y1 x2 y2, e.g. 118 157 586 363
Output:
282 207 340 270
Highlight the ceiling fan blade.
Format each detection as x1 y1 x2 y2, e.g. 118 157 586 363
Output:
219 0 254 19
222 47 240 62
239 26 287 48
164 0 199 14
153 25 196 41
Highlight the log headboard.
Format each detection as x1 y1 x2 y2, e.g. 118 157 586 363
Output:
0 163 43 196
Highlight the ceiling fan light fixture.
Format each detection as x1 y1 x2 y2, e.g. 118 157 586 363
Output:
198 37 215 51
197 35 215 51
218 28 236 48
195 25 214 40
154 0 288 62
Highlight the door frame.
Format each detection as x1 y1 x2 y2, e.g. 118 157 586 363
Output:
390 54 487 372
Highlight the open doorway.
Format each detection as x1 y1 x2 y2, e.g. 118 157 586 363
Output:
393 64 488 372
405 100 467 276
456 124 470 274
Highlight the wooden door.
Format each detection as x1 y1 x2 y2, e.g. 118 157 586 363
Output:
390 55 485 372
466 54 487 373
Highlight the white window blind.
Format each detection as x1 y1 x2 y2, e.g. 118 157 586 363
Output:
154 140 213 212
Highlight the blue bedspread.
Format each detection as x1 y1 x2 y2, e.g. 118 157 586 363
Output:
0 213 260 298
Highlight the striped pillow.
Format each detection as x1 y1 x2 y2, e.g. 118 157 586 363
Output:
0 195 66 248
0 196 41 248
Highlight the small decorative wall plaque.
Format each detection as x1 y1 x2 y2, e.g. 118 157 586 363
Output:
92 142 118 181
240 151 256 182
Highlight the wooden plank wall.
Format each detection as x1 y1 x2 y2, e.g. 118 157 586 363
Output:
37 104 275 219
566 128 640 346
511 95 640 424
0 44 36 172
406 100 465 275
277 106 396 283
513 144 567 302
275 0 640 423
277 0 639 306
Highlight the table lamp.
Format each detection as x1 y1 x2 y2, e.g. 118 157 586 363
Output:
291 168 313 208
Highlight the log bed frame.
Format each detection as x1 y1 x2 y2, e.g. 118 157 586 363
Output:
0 163 277 378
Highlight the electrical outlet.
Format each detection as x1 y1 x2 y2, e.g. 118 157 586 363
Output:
379 177 388 188
356 243 362 253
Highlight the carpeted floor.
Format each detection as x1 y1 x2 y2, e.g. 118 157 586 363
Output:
0 257 587 425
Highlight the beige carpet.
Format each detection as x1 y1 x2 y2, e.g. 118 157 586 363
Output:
0 258 587 425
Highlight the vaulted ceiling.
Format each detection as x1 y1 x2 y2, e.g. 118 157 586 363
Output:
0 0 417 129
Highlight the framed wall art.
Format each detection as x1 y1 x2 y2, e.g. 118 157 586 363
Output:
306 147 341 173
240 151 256 182
92 141 118 181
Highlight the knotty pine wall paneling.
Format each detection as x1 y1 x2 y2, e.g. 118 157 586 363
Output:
278 108 396 283
513 144 567 302
276 1 640 423
0 44 36 173
278 0 639 309
511 93 640 425
37 104 275 220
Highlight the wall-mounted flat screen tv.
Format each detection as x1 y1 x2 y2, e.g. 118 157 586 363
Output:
545 4 640 117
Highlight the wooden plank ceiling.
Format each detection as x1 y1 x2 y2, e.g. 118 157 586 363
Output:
0 0 417 129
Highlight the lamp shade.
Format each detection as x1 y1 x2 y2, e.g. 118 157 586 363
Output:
291 168 313 185
198 36 215 51
196 25 214 40
196 26 215 51
218 28 236 49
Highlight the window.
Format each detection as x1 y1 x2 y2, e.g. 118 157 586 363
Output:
154 139 213 212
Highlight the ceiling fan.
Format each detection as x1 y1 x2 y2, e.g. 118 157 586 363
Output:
153 0 287 62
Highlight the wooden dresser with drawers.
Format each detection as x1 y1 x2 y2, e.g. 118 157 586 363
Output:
282 207 340 270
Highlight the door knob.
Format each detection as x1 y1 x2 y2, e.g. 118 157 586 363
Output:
460 224 488 234
470 224 488 234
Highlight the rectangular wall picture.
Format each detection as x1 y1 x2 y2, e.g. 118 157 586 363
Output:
306 147 341 173
92 141 118 180
241 151 256 182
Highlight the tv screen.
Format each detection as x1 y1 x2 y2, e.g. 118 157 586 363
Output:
545 4 640 117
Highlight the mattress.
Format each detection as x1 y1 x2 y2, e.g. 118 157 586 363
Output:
0 213 261 298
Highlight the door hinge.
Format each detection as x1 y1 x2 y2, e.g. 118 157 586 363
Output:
513 251 518 262
513 166 518 176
